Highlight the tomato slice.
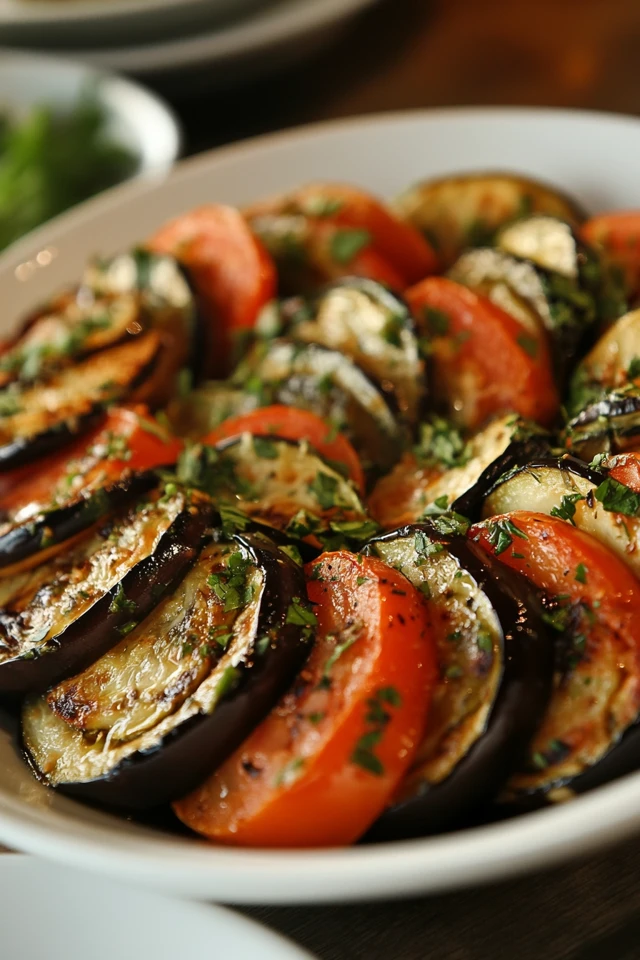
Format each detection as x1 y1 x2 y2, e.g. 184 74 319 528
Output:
246 182 437 286
147 205 277 376
201 404 365 494
605 451 640 492
172 552 436 847
405 277 559 429
471 511 640 794
581 211 640 299
0 405 182 517
309 221 406 289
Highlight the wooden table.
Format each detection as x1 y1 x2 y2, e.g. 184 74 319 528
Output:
172 0 640 155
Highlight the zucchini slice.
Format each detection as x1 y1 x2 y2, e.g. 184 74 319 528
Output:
366 523 553 837
0 332 162 471
0 482 212 692
179 434 376 549
283 278 425 422
368 414 549 529
482 456 640 580
394 172 585 268
564 387 640 461
232 339 405 470
23 532 311 808
567 309 640 416
449 247 596 377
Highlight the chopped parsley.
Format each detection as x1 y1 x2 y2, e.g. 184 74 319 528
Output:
207 551 253 612
476 628 493 653
279 544 303 566
595 476 640 516
413 415 470 470
252 436 279 460
423 306 450 336
117 620 138 636
323 621 363 675
308 472 340 509
517 333 539 358
285 597 318 628
575 563 588 584
108 583 137 616
215 665 242 701
628 356 640 380
422 508 470 537
328 518 380 542
218 501 251 534
351 686 402 776
486 517 528 555
329 228 371 264
274 756 306 788
414 528 444 560
300 195 344 218
550 492 585 525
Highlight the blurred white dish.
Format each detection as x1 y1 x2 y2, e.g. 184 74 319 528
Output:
0 0 266 47
2 109 640 905
0 855 314 959
26 0 381 85
0 50 180 177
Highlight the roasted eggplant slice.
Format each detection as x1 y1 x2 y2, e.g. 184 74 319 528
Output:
482 455 640 580
365 523 554 837
23 532 311 808
472 512 640 805
178 434 376 549
0 332 162 471
0 295 141 391
283 279 425 422
449 247 596 377
0 472 154 577
394 172 585 268
567 309 640 416
231 339 405 470
6 251 196 391
368 414 549 529
564 387 640 461
0 482 212 692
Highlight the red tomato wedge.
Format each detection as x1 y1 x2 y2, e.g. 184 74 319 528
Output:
308 220 406 289
173 552 436 847
581 211 640 298
405 277 559 429
0 405 182 517
147 205 277 376
471 511 640 792
246 182 438 285
201 405 365 494
607 451 640 492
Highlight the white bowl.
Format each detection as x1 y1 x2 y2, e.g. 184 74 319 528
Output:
0 51 180 182
1 108 640 905
0 856 314 959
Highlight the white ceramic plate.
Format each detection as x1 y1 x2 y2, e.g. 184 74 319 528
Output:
0 855 314 959
0 0 265 49
0 51 181 178
24 0 380 83
2 108 640 905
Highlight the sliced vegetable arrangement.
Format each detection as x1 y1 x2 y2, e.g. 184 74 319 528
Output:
7 170 640 847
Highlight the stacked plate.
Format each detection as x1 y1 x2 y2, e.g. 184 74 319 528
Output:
0 0 380 86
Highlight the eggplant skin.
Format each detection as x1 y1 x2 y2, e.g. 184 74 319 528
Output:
0 486 214 694
451 425 551 521
366 526 554 839
0 472 153 575
25 532 311 810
